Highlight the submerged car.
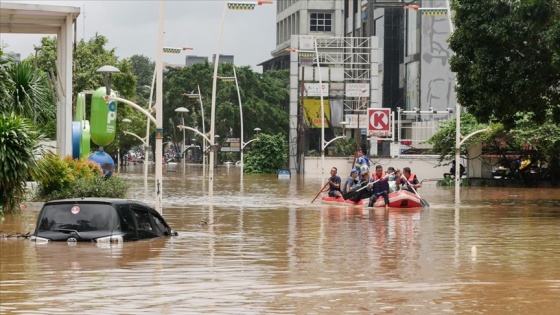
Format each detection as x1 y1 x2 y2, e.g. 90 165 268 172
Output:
31 198 178 244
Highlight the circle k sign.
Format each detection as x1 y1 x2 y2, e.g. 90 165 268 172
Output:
368 108 391 132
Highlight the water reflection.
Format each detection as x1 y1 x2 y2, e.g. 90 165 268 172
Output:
1 164 559 314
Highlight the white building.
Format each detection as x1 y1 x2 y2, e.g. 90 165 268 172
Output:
259 0 457 174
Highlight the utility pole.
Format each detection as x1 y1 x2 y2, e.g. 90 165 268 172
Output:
297 66 305 174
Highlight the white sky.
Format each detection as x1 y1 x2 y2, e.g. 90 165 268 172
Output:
0 0 277 71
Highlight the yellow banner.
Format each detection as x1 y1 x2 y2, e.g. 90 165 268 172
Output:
303 99 330 128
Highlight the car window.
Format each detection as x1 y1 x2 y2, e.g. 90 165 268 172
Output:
38 203 118 232
133 209 152 231
116 204 136 232
151 212 170 236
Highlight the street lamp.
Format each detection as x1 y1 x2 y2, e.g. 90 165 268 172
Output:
182 85 206 170
209 0 273 195
96 65 121 96
122 118 149 180
175 106 189 167
238 127 261 166
218 65 248 170
93 6 190 214
404 0 467 203
122 118 149 147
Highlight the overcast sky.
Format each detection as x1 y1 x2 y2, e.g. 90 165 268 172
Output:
1 0 277 71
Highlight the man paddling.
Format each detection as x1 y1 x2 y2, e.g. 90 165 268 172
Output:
326 167 343 198
368 165 390 208
401 167 421 193
342 169 359 195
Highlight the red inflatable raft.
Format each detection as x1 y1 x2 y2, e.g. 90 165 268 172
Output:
321 190 423 208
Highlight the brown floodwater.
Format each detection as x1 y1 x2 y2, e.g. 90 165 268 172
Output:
1 163 560 314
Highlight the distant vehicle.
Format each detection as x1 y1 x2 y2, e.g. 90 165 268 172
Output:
235 161 242 167
224 161 234 166
31 198 178 244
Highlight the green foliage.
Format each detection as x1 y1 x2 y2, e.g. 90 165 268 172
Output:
426 113 489 162
243 133 288 174
510 110 560 175
163 63 290 150
0 48 55 130
32 153 128 201
0 49 12 103
130 54 155 106
449 0 560 128
427 110 560 179
0 113 44 214
332 137 358 156
36 34 138 154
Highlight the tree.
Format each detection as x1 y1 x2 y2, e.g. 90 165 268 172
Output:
0 49 14 108
130 54 155 106
0 48 55 129
162 62 290 163
427 112 560 186
36 34 138 157
449 0 560 128
243 133 288 173
426 113 490 163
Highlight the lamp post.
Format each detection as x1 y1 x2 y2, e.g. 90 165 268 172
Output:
122 118 150 183
209 0 272 195
178 125 212 146
217 65 247 170
96 65 120 97
122 118 148 145
175 107 189 168
182 85 206 169
94 14 190 214
405 0 465 203
241 127 261 157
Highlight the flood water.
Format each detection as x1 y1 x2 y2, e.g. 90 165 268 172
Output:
1 163 560 314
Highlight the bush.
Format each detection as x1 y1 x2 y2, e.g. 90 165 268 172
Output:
0 113 43 215
32 153 128 201
243 133 288 174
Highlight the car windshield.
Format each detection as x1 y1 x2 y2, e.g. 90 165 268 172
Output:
38 203 119 232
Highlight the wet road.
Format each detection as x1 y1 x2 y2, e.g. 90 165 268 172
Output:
1 163 560 314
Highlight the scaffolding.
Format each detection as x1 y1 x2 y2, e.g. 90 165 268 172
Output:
288 35 380 174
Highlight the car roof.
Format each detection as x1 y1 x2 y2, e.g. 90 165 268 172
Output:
43 198 152 208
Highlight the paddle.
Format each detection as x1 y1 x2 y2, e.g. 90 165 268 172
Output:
401 174 430 208
342 177 382 200
311 182 330 203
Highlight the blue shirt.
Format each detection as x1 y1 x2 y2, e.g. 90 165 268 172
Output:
357 155 370 169
328 175 342 193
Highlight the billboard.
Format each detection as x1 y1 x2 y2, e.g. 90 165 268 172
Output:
303 99 331 128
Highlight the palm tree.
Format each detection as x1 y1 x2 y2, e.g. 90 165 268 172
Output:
0 58 55 124
0 48 51 214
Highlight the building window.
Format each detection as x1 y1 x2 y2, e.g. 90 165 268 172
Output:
310 13 332 32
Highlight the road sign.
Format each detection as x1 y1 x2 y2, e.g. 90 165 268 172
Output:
368 108 391 135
